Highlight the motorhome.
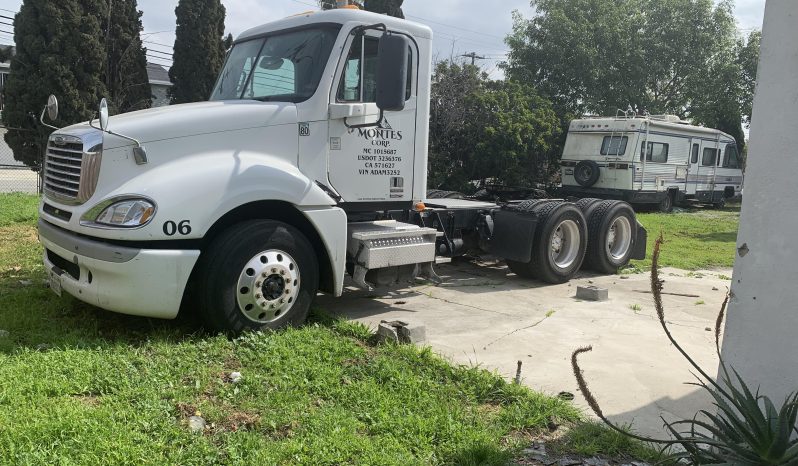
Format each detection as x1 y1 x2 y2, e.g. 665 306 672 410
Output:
559 114 743 212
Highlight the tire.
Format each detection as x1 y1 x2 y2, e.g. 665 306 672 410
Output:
712 198 726 209
658 192 674 213
195 220 319 335
574 198 603 213
583 200 638 274
507 201 588 284
574 160 601 187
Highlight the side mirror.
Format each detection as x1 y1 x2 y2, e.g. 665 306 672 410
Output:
99 98 109 131
46 95 58 121
376 33 410 112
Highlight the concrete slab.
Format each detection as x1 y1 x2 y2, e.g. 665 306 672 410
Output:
318 259 731 438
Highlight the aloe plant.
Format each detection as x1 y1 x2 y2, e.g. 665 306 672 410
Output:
571 235 798 465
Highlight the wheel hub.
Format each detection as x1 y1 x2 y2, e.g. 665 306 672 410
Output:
236 250 300 324
605 216 632 261
549 220 580 270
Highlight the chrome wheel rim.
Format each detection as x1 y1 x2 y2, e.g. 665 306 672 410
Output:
606 216 632 261
550 219 581 269
236 249 300 324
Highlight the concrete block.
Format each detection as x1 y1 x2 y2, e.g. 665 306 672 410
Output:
378 320 427 344
576 285 608 301
397 322 426 344
377 322 400 343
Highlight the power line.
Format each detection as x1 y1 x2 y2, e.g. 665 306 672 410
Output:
405 14 506 41
146 49 172 58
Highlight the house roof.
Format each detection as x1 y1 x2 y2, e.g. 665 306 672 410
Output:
146 62 172 86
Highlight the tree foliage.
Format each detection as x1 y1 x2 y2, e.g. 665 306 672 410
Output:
2 0 108 168
429 61 560 192
505 0 758 146
169 0 227 104
318 0 404 18
102 0 151 113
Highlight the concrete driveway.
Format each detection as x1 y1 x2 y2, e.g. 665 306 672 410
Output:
318 259 731 438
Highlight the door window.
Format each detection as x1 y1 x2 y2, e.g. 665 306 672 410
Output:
640 142 669 163
338 35 379 102
702 148 718 166
691 144 699 164
337 34 413 103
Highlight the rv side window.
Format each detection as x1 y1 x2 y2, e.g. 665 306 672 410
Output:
723 144 740 169
640 142 669 163
702 148 718 166
601 136 628 156
691 144 699 164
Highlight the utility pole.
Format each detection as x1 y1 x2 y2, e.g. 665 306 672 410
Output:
461 52 485 66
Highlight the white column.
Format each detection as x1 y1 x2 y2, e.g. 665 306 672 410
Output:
720 0 798 399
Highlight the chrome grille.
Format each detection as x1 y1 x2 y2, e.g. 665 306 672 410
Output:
43 133 103 205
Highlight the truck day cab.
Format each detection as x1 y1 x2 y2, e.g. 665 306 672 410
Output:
37 7 647 334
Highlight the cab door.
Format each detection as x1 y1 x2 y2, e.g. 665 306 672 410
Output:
327 31 418 204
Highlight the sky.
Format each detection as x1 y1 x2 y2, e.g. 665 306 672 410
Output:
0 0 767 79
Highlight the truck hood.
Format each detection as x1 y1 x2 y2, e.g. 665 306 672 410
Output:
64 100 298 150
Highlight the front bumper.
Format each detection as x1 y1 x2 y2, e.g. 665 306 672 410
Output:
38 219 200 319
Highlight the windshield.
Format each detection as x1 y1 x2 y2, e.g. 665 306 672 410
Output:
210 26 341 103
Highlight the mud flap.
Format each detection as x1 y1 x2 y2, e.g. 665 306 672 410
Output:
631 222 647 260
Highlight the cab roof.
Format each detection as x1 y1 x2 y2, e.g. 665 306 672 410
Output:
237 8 433 43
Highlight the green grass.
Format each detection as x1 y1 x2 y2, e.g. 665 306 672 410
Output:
548 422 666 464
0 194 662 465
632 206 740 270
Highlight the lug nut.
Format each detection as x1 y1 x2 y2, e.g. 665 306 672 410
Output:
279 299 284 304
261 302 267 308
279 270 285 276
262 272 267 278
271 268 277 273
255 293 261 299
285 289 290 295
256 282 261 287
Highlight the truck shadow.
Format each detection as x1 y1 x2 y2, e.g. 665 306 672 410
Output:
0 274 205 354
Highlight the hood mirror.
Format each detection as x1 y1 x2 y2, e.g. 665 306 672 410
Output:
89 97 149 165
99 98 109 131
46 95 59 121
39 94 61 130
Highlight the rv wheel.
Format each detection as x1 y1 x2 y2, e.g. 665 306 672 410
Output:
584 201 637 274
658 192 674 213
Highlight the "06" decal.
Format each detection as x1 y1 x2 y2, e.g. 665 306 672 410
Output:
163 220 192 236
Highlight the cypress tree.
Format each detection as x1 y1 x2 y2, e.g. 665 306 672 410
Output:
364 0 404 18
102 0 151 113
169 0 226 104
2 0 108 168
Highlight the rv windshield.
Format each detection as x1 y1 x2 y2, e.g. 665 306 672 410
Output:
210 26 340 103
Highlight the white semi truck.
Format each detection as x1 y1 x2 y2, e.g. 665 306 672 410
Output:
36 7 647 334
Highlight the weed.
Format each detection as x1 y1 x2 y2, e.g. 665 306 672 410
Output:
572 235 798 465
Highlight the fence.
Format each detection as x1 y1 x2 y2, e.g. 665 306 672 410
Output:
0 128 41 195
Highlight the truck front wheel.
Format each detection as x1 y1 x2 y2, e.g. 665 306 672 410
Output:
195 220 319 334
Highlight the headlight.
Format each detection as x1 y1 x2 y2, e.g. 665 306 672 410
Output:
96 199 155 227
81 197 156 228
